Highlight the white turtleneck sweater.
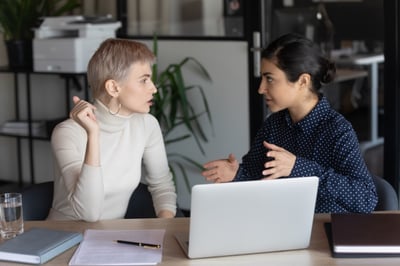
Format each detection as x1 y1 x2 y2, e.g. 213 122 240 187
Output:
47 100 177 221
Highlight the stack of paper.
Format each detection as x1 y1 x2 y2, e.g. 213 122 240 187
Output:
69 229 165 265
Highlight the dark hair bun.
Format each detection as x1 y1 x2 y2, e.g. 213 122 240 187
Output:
321 60 336 84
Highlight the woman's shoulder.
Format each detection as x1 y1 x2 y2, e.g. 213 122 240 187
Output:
326 107 352 126
321 108 356 138
51 118 86 139
53 118 80 131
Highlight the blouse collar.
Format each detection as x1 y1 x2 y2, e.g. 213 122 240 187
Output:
284 96 331 133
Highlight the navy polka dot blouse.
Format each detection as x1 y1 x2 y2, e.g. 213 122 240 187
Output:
234 96 378 213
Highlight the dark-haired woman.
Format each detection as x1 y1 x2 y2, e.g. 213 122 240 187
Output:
202 33 377 213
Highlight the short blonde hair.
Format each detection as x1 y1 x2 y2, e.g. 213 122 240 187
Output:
87 38 156 99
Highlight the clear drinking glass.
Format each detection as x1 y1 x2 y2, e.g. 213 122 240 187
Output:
0 193 24 239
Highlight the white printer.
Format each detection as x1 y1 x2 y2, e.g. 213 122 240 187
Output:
33 16 121 73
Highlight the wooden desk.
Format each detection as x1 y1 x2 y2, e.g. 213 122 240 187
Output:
2 214 400 266
335 68 368 83
322 68 368 112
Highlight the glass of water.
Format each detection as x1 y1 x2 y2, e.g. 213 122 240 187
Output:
0 193 24 239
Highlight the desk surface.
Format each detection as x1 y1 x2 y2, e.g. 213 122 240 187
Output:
334 68 368 83
333 53 384 65
2 213 400 266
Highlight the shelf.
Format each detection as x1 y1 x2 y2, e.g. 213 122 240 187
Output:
0 118 66 140
0 69 88 185
0 66 86 75
0 131 49 140
0 67 88 96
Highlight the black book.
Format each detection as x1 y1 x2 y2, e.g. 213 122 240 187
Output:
328 213 400 257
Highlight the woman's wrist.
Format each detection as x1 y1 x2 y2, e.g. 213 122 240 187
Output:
157 210 175 218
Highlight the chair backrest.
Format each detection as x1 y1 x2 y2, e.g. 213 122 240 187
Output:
21 181 54 221
124 182 184 218
124 182 157 218
373 176 399 211
22 181 158 220
21 181 181 220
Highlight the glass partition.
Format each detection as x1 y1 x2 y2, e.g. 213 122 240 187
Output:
84 0 244 38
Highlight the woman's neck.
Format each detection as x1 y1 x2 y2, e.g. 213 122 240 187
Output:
288 94 319 123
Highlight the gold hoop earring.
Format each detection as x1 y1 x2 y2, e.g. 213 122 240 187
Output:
108 103 121 116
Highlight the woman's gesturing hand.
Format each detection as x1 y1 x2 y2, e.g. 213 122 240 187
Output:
70 96 99 134
261 141 296 180
202 153 239 183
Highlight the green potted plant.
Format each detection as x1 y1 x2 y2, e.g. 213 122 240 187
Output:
151 36 213 194
0 0 80 69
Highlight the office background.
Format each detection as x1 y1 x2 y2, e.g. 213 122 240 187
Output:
0 0 398 209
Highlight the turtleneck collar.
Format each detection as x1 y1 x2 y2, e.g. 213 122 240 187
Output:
94 99 134 133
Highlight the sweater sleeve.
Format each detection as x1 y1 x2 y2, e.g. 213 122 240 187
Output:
141 115 177 216
51 120 104 222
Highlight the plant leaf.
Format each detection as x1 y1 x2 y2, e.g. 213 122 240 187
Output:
150 36 214 193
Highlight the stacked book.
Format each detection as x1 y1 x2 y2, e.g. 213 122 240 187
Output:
328 213 400 257
0 227 82 264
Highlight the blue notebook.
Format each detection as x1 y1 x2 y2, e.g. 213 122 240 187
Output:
0 227 83 264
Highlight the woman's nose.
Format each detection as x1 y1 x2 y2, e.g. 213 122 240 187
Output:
152 81 158 94
258 81 266 95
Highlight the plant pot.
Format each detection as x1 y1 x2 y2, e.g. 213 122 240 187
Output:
5 40 33 70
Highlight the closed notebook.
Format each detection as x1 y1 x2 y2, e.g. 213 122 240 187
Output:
330 213 400 257
0 227 83 264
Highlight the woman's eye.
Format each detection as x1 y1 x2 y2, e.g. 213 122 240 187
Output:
141 78 149 84
266 76 273 83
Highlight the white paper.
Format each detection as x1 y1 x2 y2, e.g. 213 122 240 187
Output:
69 229 165 265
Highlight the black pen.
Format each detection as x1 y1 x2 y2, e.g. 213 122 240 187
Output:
114 240 161 249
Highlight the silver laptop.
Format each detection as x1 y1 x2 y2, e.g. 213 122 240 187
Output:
175 176 319 259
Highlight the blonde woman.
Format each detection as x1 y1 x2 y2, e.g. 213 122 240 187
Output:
48 39 177 221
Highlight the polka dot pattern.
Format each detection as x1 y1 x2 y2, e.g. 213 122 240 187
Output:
234 96 378 213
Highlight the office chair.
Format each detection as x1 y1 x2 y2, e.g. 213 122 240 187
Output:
372 176 399 211
21 181 182 220
21 181 54 221
124 182 157 218
124 182 184 218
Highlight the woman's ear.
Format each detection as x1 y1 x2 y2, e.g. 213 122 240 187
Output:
297 73 312 90
104 79 120 97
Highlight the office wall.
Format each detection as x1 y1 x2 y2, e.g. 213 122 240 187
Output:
0 38 250 209
140 40 250 209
